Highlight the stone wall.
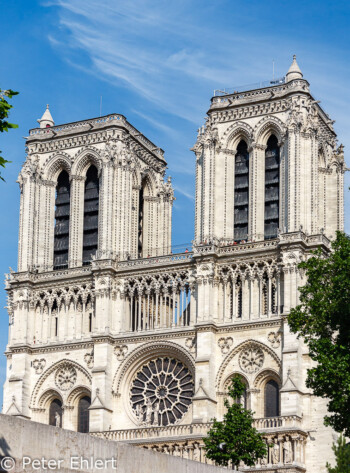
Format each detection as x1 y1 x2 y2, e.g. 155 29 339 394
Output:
0 414 234 473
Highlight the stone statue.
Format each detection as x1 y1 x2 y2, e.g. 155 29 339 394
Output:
55 412 61 427
145 398 153 425
283 436 293 464
182 445 189 459
153 401 160 426
135 403 143 425
173 445 181 457
272 438 280 464
193 443 201 462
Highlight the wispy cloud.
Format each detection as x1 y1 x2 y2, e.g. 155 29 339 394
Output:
44 0 281 123
173 185 195 201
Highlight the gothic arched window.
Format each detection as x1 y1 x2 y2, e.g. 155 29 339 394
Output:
83 166 99 264
234 140 249 241
77 396 91 433
138 184 144 258
264 135 280 239
49 398 63 427
264 379 280 417
54 171 70 269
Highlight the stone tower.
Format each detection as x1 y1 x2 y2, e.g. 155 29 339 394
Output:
3 57 346 473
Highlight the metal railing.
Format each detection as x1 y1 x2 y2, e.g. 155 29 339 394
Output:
214 77 286 96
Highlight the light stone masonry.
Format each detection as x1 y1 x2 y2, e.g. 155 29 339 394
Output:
2 56 346 473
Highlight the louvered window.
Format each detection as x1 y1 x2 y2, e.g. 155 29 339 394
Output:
138 184 144 258
264 135 280 239
77 396 91 433
234 140 249 241
83 166 99 264
264 379 280 417
54 171 70 269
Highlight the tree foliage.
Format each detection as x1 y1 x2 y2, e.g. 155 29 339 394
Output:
288 231 350 435
326 435 350 473
0 88 18 181
203 376 267 468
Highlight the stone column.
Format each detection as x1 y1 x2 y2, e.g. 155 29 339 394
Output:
69 175 85 267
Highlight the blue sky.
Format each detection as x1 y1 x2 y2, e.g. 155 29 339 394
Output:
0 0 349 407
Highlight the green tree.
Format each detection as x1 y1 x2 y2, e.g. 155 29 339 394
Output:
0 88 18 181
203 376 267 469
288 231 350 435
326 435 350 473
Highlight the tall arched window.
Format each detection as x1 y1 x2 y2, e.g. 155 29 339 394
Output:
54 171 70 269
264 379 280 417
49 398 63 427
77 396 91 433
264 135 280 239
234 140 249 241
138 184 144 258
83 166 99 264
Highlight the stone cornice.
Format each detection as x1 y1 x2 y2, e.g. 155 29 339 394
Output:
26 114 166 165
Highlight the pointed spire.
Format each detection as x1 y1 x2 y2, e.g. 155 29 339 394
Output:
37 104 55 128
286 55 303 82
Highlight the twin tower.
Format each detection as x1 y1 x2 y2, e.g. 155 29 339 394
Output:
3 57 346 472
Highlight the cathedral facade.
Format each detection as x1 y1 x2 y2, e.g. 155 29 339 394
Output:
3 57 346 472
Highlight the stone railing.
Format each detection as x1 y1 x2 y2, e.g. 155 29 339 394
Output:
93 416 303 443
117 252 193 269
253 415 302 430
93 422 212 442
92 421 307 470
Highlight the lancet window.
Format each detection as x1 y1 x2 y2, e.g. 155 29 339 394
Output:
77 396 91 433
234 140 249 241
138 183 145 258
49 398 62 427
264 379 280 417
264 135 280 239
83 166 99 264
54 171 70 269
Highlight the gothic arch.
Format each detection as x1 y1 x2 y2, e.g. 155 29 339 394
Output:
222 121 254 150
71 147 103 177
215 339 281 389
253 368 281 389
30 359 92 408
221 371 250 393
254 116 286 146
43 153 72 181
66 385 92 407
112 341 195 396
37 388 63 409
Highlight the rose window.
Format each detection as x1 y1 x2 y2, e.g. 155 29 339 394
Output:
239 347 264 373
130 357 194 426
55 365 77 391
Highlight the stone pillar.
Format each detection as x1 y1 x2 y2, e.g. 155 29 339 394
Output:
250 144 266 241
69 175 85 267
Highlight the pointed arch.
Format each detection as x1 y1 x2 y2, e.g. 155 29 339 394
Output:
254 116 286 146
71 148 103 177
215 339 281 390
30 359 92 409
234 139 249 241
43 153 72 182
264 134 280 239
83 165 100 263
54 170 70 269
221 121 254 150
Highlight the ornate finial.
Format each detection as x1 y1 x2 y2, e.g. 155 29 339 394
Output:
293 54 296 60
